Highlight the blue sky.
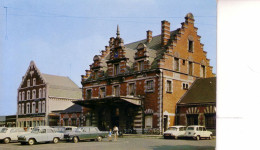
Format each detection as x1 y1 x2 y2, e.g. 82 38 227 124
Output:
0 0 216 115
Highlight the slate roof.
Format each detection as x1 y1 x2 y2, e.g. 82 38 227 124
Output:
42 74 82 99
178 77 216 105
61 104 82 113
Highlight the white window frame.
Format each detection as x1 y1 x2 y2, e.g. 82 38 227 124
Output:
33 78 36 86
22 103 24 114
32 89 36 99
27 79 30 87
166 79 173 93
39 88 42 98
43 88 46 98
27 90 30 100
188 39 194 53
138 60 144 71
112 85 120 97
38 101 42 113
42 101 45 113
145 79 155 93
32 102 36 113
173 57 180 71
99 87 106 98
182 82 189 90
18 104 21 115
145 115 153 128
26 103 30 114
19 92 21 101
127 82 136 96
22 92 25 101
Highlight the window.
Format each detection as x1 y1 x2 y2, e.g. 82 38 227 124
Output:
188 62 193 75
99 87 106 98
166 80 172 93
205 114 216 129
182 60 185 65
146 80 154 91
33 78 36 86
42 101 45 113
43 88 46 98
38 101 41 113
128 83 135 96
39 88 42 98
186 114 198 126
22 92 25 100
32 90 36 99
188 40 193 52
26 103 30 114
32 102 36 113
145 115 153 128
27 79 30 87
86 89 92 99
113 85 120 97
174 58 179 71
182 83 189 90
18 104 21 115
114 64 120 75
46 129 54 133
19 92 21 101
27 90 30 100
138 61 144 71
201 65 206 78
22 103 24 114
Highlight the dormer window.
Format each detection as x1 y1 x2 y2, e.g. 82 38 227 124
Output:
114 64 120 75
138 61 144 71
188 40 194 52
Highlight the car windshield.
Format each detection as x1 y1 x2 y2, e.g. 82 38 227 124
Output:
65 128 72 131
31 129 39 133
167 127 178 131
187 127 194 130
0 128 7 133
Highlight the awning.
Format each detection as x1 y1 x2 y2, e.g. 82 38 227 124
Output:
74 96 141 108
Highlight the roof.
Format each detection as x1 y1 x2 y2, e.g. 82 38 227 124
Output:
178 77 216 105
42 74 82 99
61 104 82 113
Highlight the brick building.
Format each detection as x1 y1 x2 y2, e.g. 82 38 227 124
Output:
17 61 82 127
75 13 214 133
176 77 216 134
60 104 82 126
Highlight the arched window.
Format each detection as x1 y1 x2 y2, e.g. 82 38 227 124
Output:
33 78 36 86
32 90 36 99
26 103 30 114
27 79 30 87
22 103 24 114
42 101 45 113
27 90 30 100
32 102 36 113
43 88 46 98
39 88 42 98
18 104 21 114
22 92 25 100
19 92 21 101
38 101 41 113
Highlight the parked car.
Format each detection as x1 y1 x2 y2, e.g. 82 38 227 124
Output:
184 125 213 140
51 126 77 140
17 126 63 145
0 127 27 144
64 127 108 143
163 126 186 139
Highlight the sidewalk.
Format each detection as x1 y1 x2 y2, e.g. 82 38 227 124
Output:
121 134 163 139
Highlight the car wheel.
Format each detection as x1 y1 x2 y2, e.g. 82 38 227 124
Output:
97 136 102 142
53 137 59 144
28 139 35 145
73 137 79 143
3 138 10 144
196 135 200 141
209 135 212 140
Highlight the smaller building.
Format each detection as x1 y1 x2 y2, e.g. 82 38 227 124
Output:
176 77 216 134
0 116 6 127
60 104 82 126
5 115 16 127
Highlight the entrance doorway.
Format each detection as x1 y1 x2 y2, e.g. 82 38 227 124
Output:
163 115 168 132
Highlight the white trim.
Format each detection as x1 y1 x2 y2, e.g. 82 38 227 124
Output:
165 79 173 93
127 81 136 96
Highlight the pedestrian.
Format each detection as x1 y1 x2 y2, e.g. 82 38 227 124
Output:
113 126 118 141
108 129 112 142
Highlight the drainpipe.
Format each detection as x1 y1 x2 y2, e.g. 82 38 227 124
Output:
159 69 164 134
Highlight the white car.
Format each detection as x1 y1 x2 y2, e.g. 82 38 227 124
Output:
184 125 213 140
163 126 186 139
0 127 27 144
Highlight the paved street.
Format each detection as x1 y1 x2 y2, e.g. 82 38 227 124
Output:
0 137 216 150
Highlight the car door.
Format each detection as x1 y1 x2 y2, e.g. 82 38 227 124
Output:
38 129 47 142
178 127 186 136
17 128 26 139
89 127 98 139
46 129 55 141
9 129 18 141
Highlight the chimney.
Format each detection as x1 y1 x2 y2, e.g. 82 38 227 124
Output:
161 20 171 46
146 30 152 43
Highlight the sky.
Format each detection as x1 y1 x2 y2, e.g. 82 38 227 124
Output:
0 0 216 116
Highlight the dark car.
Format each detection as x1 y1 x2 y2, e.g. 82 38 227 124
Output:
64 127 108 143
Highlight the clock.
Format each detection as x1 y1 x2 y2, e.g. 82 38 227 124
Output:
114 51 119 58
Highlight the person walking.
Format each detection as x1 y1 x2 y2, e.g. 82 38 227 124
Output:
108 129 112 142
113 126 119 141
